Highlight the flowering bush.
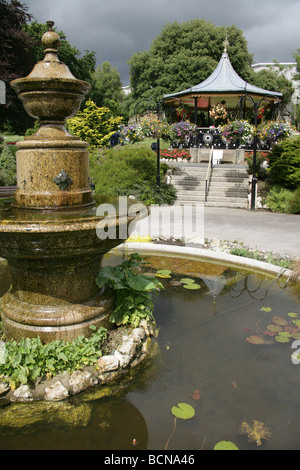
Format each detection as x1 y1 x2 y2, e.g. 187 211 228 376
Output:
119 123 144 143
140 114 171 140
219 120 255 145
209 104 228 122
160 148 191 161
258 121 293 144
170 121 195 142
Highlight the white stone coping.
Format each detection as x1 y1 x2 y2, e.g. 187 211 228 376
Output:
117 242 294 280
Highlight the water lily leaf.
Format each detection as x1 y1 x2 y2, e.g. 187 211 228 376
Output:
180 278 201 290
261 307 272 312
272 316 288 326
283 325 298 334
180 278 197 284
288 312 298 318
155 270 172 279
171 403 195 420
291 332 300 340
183 283 201 290
193 389 200 400
292 320 300 328
263 331 277 337
245 335 265 344
275 332 291 343
214 441 238 450
240 420 271 446
266 324 283 333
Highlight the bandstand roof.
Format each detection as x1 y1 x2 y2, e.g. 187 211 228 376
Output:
163 48 283 110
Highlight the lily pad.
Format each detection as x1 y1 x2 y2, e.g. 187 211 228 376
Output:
274 332 291 343
266 324 282 333
155 270 172 279
261 307 272 312
213 441 238 450
183 283 201 290
288 312 298 318
171 403 195 420
245 335 265 345
272 316 288 326
180 278 197 284
180 278 201 290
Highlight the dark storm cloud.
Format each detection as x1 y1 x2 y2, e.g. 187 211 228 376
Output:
24 0 299 85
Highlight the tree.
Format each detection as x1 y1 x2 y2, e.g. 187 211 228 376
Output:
0 0 36 132
89 61 126 118
252 66 294 107
128 19 254 105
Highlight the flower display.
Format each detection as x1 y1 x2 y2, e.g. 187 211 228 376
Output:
140 114 171 140
119 124 144 143
258 121 293 144
219 120 255 146
209 103 228 122
160 148 191 161
170 121 195 142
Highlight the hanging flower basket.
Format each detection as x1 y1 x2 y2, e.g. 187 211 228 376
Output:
119 124 144 143
219 120 255 146
209 103 228 123
140 114 172 141
258 121 293 144
170 121 195 143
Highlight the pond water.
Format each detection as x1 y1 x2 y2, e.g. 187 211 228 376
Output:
0 253 299 450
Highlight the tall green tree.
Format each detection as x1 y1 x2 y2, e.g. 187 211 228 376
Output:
90 61 124 116
252 66 294 107
128 19 254 104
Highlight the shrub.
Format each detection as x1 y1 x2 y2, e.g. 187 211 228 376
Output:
67 100 123 148
265 185 297 213
0 136 16 186
267 136 300 189
89 145 174 204
289 187 300 214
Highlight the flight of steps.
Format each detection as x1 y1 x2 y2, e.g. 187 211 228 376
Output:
171 164 249 208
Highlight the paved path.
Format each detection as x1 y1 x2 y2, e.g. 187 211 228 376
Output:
132 205 300 258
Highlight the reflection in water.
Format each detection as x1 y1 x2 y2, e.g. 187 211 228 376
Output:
0 255 299 450
0 397 148 450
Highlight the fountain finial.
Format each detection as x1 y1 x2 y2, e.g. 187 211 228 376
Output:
41 20 61 55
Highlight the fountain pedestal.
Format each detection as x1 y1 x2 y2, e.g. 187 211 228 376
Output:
0 22 140 342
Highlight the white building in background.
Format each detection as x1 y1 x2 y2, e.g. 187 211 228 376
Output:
122 85 131 96
252 62 300 106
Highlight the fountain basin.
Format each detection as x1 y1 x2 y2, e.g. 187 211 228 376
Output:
0 199 144 342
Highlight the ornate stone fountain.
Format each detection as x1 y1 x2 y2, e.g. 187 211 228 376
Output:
0 22 140 343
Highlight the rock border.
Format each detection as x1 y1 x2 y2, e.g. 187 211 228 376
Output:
0 320 156 403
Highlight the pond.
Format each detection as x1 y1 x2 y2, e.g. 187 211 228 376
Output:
0 253 299 450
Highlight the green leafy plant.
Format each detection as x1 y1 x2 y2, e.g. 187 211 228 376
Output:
0 325 107 389
95 254 163 328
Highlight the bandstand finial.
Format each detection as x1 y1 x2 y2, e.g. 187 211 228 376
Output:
223 34 229 53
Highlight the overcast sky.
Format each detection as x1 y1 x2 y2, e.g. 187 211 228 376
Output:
24 0 299 86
